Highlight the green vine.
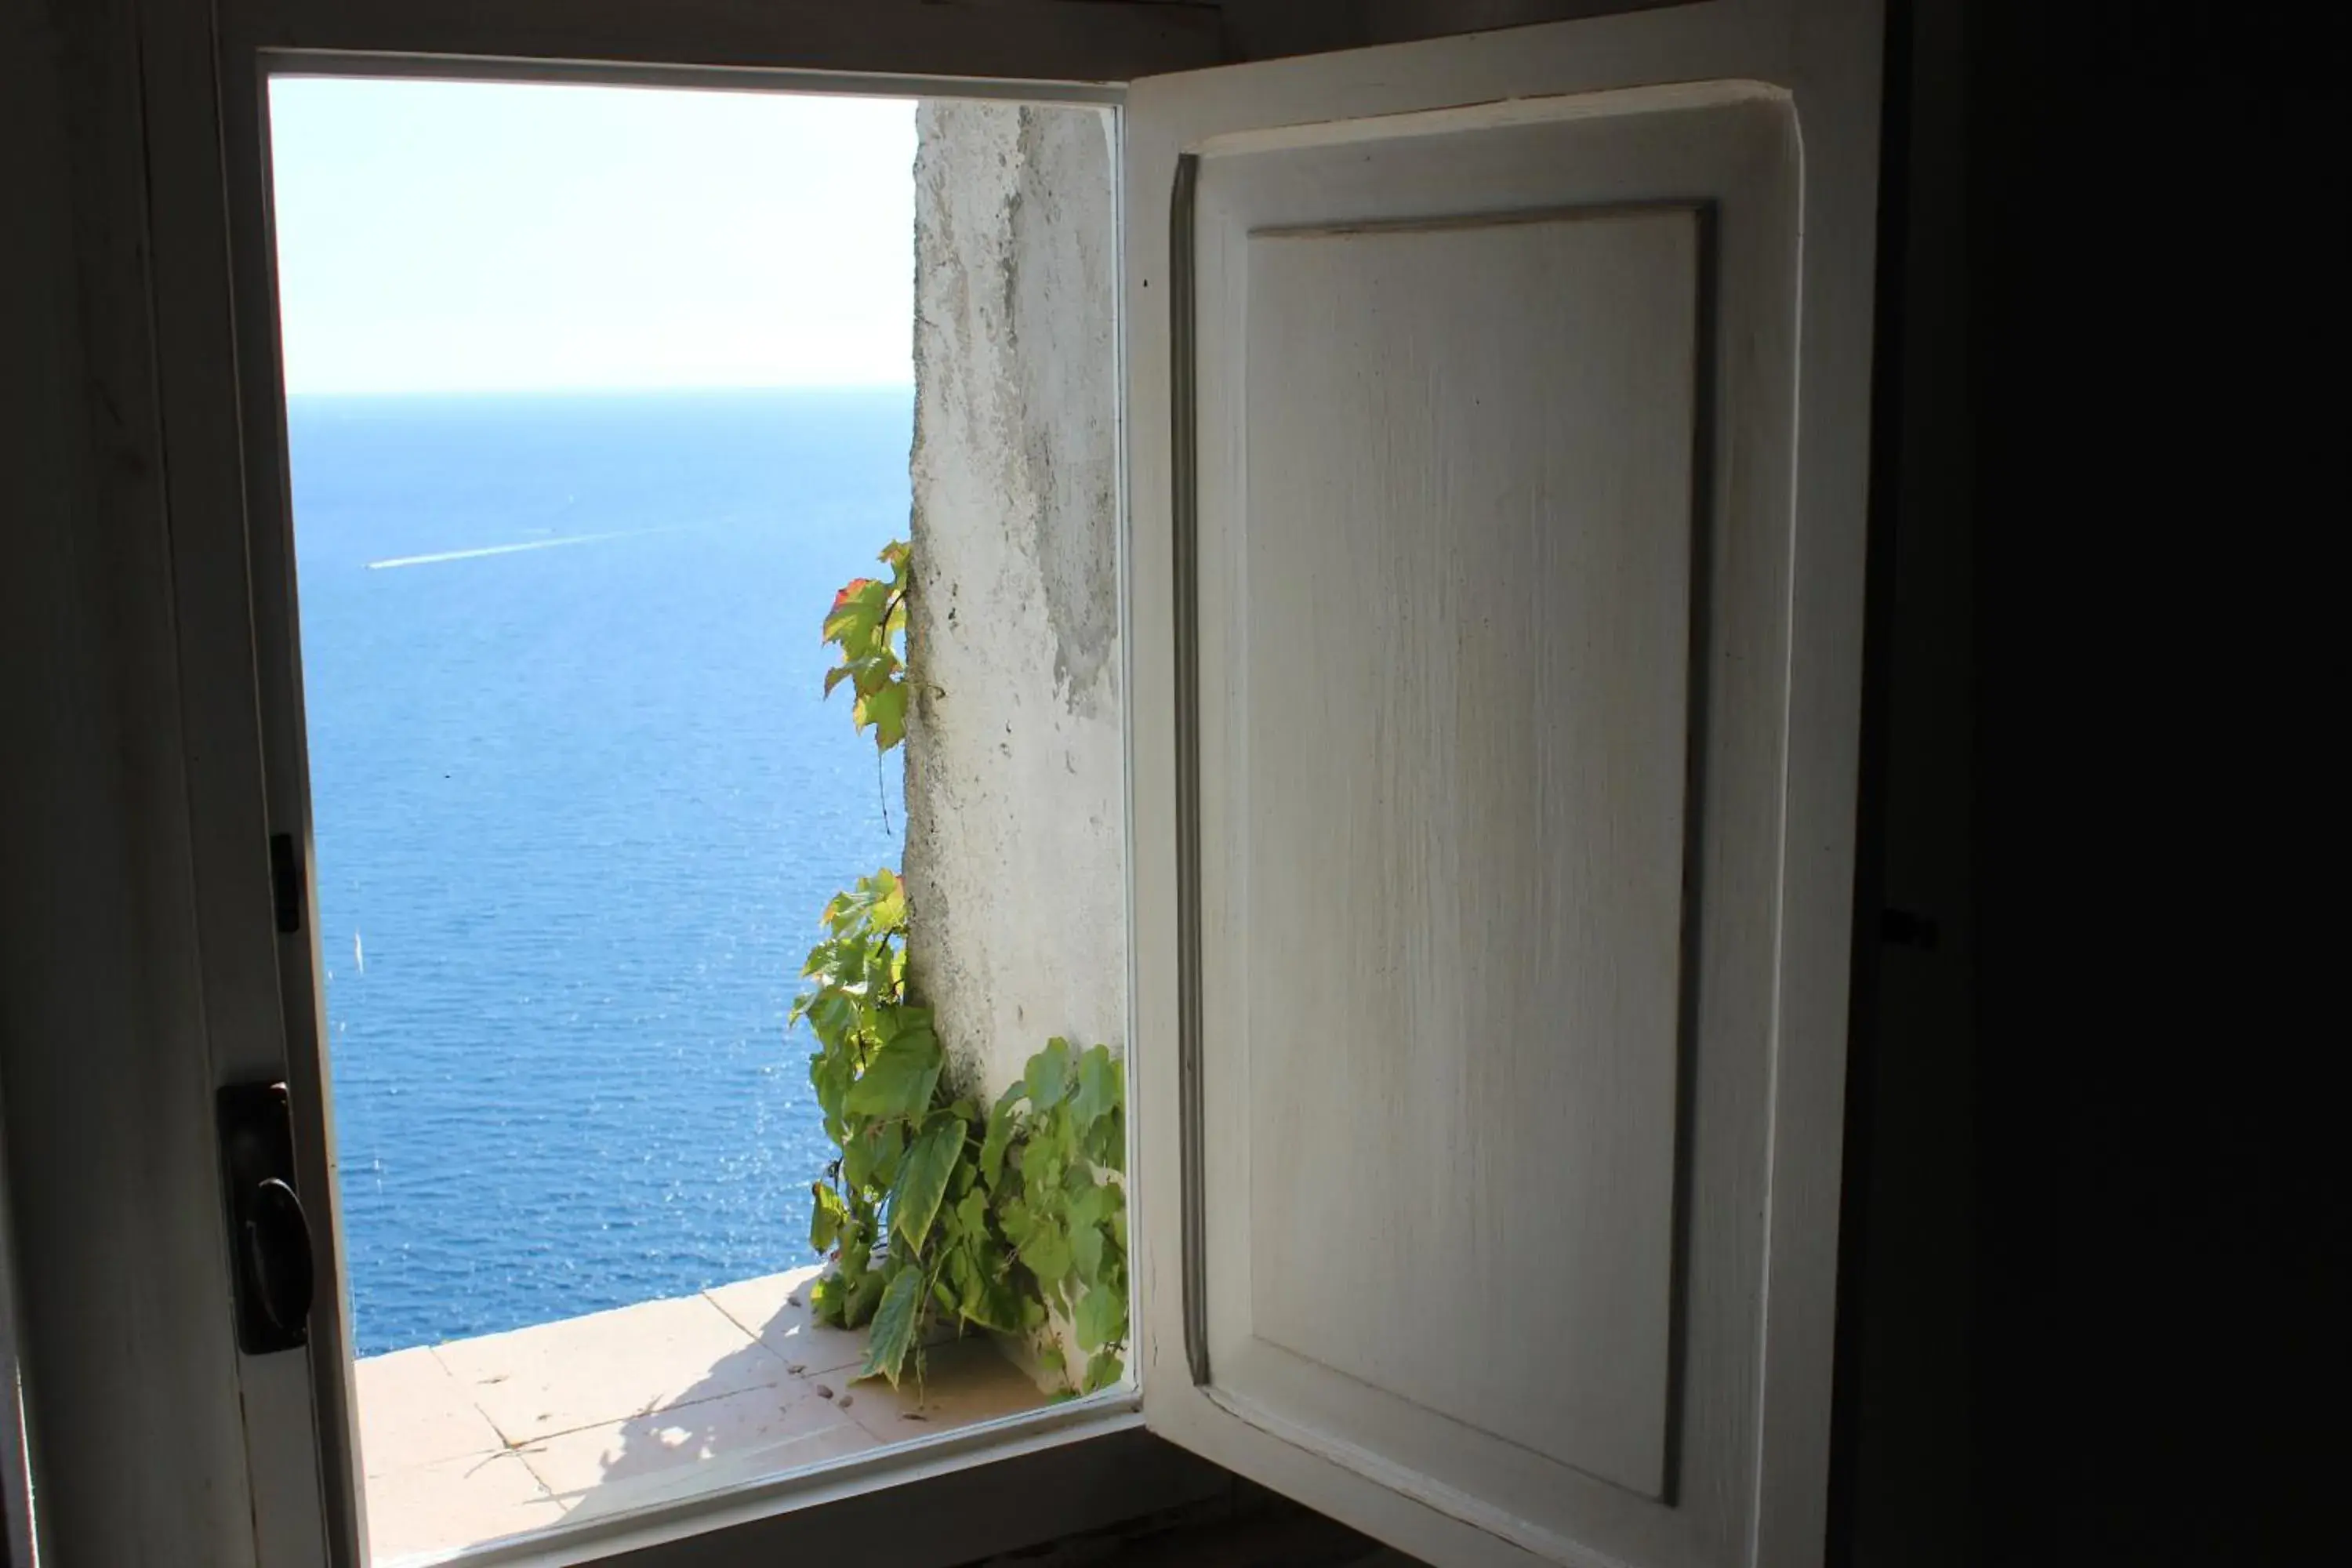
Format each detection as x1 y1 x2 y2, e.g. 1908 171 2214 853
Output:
822 539 912 752
795 542 1127 1395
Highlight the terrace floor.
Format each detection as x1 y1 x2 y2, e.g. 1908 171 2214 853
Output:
354 1264 1050 1564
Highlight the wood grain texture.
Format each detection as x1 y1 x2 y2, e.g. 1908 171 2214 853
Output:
1185 88 1796 1568
136 0 339 1555
1232 212 1700 1499
1127 4 1884 1564
0 1 270 1561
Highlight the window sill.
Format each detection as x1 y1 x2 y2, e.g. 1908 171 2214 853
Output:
401 1372 1203 1568
360 1265 1065 1563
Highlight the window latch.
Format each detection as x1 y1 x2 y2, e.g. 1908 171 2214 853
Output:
217 1080 315 1354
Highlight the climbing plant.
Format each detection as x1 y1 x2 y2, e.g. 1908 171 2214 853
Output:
796 541 1127 1395
982 1038 1128 1394
822 538 912 753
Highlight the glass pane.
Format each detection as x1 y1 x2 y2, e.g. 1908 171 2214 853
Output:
267 78 1122 1563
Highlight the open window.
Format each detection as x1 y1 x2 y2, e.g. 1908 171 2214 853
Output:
29 0 1884 1564
259 77 1132 1563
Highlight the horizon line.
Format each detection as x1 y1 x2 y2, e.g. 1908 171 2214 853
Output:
285 380 915 400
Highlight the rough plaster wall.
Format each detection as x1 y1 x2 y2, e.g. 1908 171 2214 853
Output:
906 101 1123 1106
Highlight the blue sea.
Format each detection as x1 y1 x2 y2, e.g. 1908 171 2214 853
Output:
286 388 908 1357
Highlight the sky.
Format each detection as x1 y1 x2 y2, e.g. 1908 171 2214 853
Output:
267 78 916 394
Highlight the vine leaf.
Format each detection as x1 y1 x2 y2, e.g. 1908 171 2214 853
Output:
844 1266 887 1328
844 1022 941 1120
849 868 906 931
809 1048 854 1139
1086 1107 1125 1173
1018 1128 1063 1196
979 1083 1024 1188
841 1119 903 1194
1074 1279 1126 1355
892 1110 967 1255
953 1188 989 1244
965 1275 1022 1334
859 1266 925 1386
840 1126 873 1192
805 991 858 1047
856 681 909 753
1069 1045 1120 1127
822 547 910 754
817 1254 886 1331
1083 1350 1123 1394
1025 1037 1074 1110
1065 1180 1114 1233
1069 1215 1105 1281
823 577 890 648
809 1182 848 1253
1018 1218 1073 1293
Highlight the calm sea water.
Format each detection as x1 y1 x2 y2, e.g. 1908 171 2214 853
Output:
287 389 908 1356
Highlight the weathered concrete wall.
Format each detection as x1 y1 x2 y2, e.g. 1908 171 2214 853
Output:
904 102 1123 1106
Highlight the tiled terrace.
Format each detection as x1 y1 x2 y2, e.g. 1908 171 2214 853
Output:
354 1264 1048 1564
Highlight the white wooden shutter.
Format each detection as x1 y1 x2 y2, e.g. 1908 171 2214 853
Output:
1123 5 1883 1565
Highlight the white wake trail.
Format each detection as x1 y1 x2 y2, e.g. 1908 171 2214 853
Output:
366 525 681 571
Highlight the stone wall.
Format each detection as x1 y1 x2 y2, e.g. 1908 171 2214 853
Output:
903 101 1123 1105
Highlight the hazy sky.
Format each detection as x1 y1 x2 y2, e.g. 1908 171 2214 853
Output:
268 79 915 394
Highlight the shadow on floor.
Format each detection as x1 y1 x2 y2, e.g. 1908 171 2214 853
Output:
556 1283 1042 1520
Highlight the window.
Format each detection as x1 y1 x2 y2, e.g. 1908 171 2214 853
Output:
266 75 1126 1562
0 5 1883 1566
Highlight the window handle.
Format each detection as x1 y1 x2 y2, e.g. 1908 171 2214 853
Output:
217 1082 314 1354
241 1177 315 1340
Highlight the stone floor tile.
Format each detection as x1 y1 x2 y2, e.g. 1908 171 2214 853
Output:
352 1345 507 1477
514 1376 861 1501
703 1264 873 1377
363 1450 564 1564
354 1271 1055 1561
843 1334 1050 1443
433 1290 779 1445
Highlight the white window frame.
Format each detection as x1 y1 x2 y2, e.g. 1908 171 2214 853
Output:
68 2 1219 1566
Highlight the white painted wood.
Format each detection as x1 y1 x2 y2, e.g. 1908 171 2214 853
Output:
1125 6 1885 1567
396 1406 1207 1568
136 0 340 1558
0 1 273 1561
1225 209 1699 1501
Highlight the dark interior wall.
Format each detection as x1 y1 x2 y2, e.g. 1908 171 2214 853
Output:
1217 0 1681 60
1828 0 1974 1559
1838 3 2339 1563
1973 5 2336 1559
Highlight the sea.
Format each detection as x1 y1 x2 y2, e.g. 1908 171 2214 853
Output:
285 388 909 1357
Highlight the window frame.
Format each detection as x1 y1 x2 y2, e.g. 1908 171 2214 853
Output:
111 2 1209 1565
